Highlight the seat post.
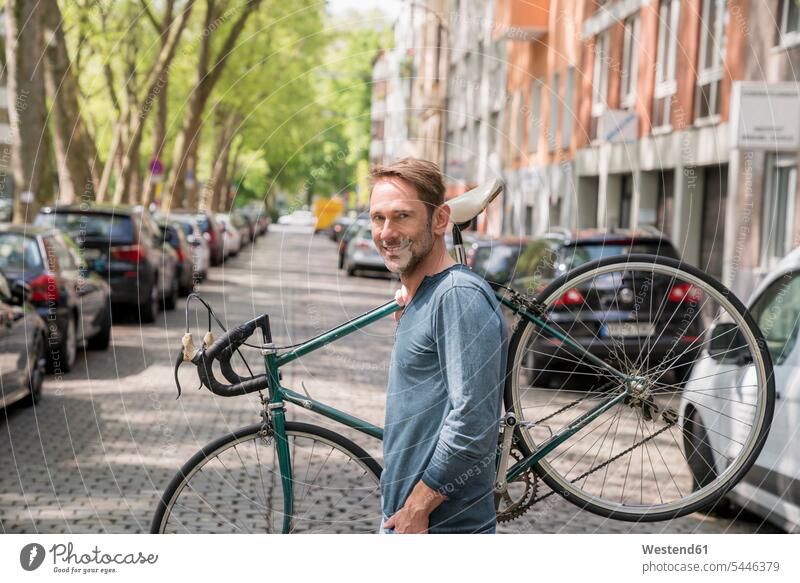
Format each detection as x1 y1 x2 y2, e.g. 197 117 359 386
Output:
452 223 467 265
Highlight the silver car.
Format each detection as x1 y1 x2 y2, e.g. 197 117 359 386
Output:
343 225 389 277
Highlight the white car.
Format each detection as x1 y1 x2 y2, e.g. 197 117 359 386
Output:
679 247 800 532
171 216 211 280
216 213 243 258
277 210 317 228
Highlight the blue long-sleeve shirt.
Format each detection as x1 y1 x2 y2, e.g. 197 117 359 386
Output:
381 264 508 533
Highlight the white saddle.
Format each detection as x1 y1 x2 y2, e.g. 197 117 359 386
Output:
445 179 504 224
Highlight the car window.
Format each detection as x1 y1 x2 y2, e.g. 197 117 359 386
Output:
39 212 134 243
51 235 78 271
561 241 678 271
511 240 558 292
0 233 43 271
749 271 800 366
471 244 524 283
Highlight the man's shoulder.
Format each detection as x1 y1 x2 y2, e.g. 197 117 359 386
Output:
432 266 497 307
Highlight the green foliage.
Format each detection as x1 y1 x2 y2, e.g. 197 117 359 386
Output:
59 0 389 205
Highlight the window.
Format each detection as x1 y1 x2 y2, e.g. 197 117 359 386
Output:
653 0 680 130
549 71 560 151
750 272 800 365
762 154 798 268
529 80 542 153
777 0 800 46
619 175 634 228
562 67 575 148
621 14 641 109
695 0 728 122
591 31 610 140
515 90 525 160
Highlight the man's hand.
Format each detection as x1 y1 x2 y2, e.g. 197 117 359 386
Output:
382 480 446 534
393 285 410 322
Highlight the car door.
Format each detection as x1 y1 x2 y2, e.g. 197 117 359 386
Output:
56 233 106 340
0 273 29 405
735 270 800 529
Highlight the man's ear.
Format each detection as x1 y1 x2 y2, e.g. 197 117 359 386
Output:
433 203 450 236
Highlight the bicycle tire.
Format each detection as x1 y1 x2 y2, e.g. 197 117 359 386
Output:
151 421 383 533
504 253 774 522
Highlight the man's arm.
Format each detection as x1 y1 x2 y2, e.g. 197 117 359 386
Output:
386 285 506 532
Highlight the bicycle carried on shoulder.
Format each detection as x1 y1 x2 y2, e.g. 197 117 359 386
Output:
151 181 774 533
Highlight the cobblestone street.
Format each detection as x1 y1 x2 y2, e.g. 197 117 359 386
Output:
0 229 779 534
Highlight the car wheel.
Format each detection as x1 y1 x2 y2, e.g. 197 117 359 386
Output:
140 284 159 324
87 300 112 351
683 408 718 491
49 315 77 374
164 275 178 311
345 258 356 277
22 333 47 407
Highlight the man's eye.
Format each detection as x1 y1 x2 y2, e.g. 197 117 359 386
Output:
397 213 408 219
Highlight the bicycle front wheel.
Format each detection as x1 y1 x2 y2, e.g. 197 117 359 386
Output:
151 422 382 533
505 254 774 521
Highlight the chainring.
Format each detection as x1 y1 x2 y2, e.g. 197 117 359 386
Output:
495 447 539 523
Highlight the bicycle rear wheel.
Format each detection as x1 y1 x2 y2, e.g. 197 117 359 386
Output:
504 254 774 521
151 422 382 533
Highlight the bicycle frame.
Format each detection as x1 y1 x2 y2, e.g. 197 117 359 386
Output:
260 288 636 532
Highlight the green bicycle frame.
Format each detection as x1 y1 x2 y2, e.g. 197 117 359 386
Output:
261 290 634 532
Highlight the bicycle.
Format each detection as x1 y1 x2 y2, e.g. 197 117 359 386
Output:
150 181 775 533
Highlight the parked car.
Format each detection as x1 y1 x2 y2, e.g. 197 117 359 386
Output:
337 213 370 269
168 215 210 282
0 271 47 409
679 247 800 533
240 205 270 236
343 225 389 277
171 209 224 266
467 236 532 285
330 215 356 242
36 204 178 323
234 209 257 243
278 209 317 228
215 213 244 258
0 225 112 372
501 229 700 386
0 194 12 222
159 221 195 295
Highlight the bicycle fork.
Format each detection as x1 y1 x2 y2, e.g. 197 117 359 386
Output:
263 341 295 534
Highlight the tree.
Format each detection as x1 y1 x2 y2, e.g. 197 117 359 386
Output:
5 0 55 223
163 0 263 212
110 0 195 205
43 0 101 204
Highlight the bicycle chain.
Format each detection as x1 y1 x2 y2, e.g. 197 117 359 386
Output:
528 416 677 506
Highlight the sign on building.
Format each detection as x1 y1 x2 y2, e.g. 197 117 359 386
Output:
599 109 638 143
730 82 800 151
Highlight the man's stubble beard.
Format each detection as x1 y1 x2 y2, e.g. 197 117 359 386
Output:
391 217 435 277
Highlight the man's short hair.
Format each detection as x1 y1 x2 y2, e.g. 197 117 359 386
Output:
369 158 446 219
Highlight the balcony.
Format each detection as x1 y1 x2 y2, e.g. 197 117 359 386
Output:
493 0 549 42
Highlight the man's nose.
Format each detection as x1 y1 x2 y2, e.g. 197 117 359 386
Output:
379 219 399 241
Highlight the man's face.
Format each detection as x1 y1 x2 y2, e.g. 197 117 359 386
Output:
369 178 435 275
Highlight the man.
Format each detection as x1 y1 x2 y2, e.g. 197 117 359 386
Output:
369 158 508 534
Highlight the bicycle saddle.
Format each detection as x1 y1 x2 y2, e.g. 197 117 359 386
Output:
445 179 504 224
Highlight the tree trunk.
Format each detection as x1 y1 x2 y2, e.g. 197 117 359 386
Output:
6 0 54 223
110 0 196 205
42 1 100 205
140 0 175 208
209 111 238 212
164 0 262 212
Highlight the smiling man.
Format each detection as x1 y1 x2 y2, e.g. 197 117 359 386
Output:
369 158 508 534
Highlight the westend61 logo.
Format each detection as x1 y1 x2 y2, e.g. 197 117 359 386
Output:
20 542 158 575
